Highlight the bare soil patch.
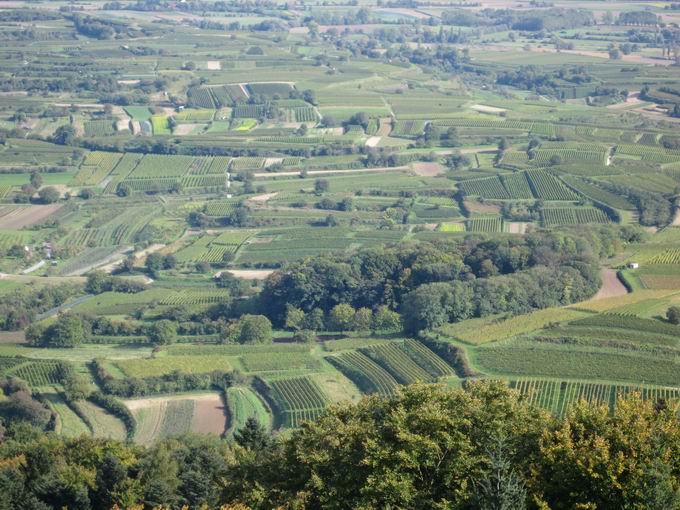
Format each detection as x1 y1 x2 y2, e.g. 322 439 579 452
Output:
365 136 381 147
0 204 62 229
173 123 202 135
411 162 445 176
191 394 227 435
264 158 284 167
607 91 645 110
593 268 628 300
248 192 278 203
227 269 274 280
506 222 530 234
0 331 26 344
206 60 221 70
464 199 502 215
470 104 507 114
126 393 227 439
640 275 680 289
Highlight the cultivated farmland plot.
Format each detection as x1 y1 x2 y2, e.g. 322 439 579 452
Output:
262 376 330 428
508 378 680 417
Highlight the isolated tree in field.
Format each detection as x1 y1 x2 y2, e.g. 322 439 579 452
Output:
38 186 60 204
147 320 177 345
235 314 272 344
329 303 355 331
667 306 680 325
162 254 176 270
314 179 329 195
42 314 85 347
79 188 95 199
550 154 562 166
116 183 131 197
325 214 339 227
145 252 164 276
293 329 317 344
51 125 76 145
86 270 111 294
29 171 42 189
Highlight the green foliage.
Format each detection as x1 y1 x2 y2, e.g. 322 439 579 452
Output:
229 315 273 344
40 314 85 348
667 306 680 325
146 320 177 345
328 303 355 331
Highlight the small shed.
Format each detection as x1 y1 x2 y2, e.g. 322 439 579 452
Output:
628 262 639 269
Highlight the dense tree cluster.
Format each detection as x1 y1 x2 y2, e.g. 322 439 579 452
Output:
0 283 81 331
617 10 660 25
441 7 594 31
1 382 679 509
497 65 594 97
595 179 672 227
260 226 633 333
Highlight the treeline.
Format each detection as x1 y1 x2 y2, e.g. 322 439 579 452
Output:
70 14 134 39
497 65 594 96
259 226 636 333
617 10 659 26
595 178 673 227
1 382 679 509
0 75 120 95
91 359 236 397
441 7 595 31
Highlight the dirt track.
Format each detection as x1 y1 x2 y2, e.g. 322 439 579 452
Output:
592 268 628 300
254 165 409 178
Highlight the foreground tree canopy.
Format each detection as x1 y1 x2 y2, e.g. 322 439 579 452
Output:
1 381 679 509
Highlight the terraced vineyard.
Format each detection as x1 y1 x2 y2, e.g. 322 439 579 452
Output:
0 357 63 387
541 207 609 226
175 231 253 263
466 217 502 233
358 340 454 385
328 351 399 395
647 249 680 265
526 170 579 200
72 151 122 186
225 386 271 437
84 119 116 137
265 376 330 428
508 378 680 417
